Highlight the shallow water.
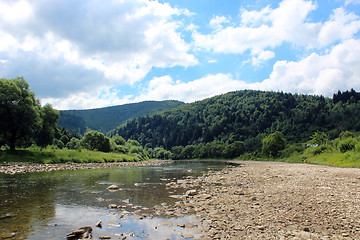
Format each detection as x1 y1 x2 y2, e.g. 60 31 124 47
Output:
0 160 229 239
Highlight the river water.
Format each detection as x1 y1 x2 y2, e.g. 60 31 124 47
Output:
0 161 229 239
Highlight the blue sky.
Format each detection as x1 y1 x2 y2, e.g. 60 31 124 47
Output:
1 0 360 109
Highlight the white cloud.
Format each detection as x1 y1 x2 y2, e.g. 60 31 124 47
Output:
134 74 249 103
0 0 197 105
255 39 360 96
317 7 360 47
133 38 360 104
344 0 360 5
251 50 275 66
193 0 360 62
209 15 230 31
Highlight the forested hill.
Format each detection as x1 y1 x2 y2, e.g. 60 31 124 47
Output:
58 100 184 134
110 89 360 152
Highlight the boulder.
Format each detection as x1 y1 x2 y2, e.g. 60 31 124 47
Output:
66 226 92 240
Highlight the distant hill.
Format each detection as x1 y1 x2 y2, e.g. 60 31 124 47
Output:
58 100 184 134
111 89 360 152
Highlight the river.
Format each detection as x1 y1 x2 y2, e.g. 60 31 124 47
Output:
0 160 229 239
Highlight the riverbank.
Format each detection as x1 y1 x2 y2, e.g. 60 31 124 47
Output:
164 161 360 239
0 160 173 174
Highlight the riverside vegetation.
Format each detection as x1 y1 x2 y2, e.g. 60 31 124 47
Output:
1 77 360 168
0 77 148 164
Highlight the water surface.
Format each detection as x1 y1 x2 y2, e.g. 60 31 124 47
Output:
0 160 229 239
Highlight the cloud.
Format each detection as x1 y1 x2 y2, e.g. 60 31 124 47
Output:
193 0 360 61
255 39 360 96
134 38 360 104
0 0 197 104
134 74 249 103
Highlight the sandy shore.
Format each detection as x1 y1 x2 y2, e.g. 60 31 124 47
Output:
164 161 360 239
0 160 173 174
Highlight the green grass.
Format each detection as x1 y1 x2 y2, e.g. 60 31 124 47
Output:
279 148 360 168
0 147 146 164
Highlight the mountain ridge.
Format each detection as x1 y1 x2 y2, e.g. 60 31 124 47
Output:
58 100 184 134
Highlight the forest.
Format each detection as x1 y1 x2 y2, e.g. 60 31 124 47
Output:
111 89 360 159
2 77 360 165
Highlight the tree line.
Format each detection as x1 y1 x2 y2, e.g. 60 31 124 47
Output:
2 77 360 162
111 89 360 158
0 77 148 160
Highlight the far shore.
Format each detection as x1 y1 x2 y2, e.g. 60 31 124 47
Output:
0 160 173 174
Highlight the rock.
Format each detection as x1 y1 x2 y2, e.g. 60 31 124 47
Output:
181 233 194 238
95 220 102 228
198 194 211 200
107 185 119 190
0 214 15 220
132 214 144 220
257 225 266 230
108 204 118 208
185 189 197 196
107 221 122 228
177 179 188 184
158 221 173 227
0 233 16 239
66 226 93 240
99 237 111 239
122 199 130 204
169 195 182 199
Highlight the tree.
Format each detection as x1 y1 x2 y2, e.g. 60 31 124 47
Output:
81 131 111 152
36 104 60 148
0 77 41 151
222 141 245 158
309 131 328 146
262 131 286 157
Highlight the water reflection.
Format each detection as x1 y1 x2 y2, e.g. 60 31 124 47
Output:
0 160 228 239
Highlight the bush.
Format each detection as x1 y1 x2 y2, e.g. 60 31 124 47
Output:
66 137 81 150
305 144 333 155
338 138 357 153
262 131 286 157
81 131 111 152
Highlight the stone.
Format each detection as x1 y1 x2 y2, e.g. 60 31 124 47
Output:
108 204 118 208
181 233 194 238
66 226 93 240
185 190 197 196
95 220 102 228
107 185 119 190
0 233 16 239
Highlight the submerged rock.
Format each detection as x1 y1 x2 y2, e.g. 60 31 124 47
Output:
0 233 16 239
66 226 92 240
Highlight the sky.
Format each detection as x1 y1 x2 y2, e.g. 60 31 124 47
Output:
1 0 360 110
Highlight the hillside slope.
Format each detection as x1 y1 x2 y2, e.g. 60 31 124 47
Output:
58 100 184 134
111 90 360 152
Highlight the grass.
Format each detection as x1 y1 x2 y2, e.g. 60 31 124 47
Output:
278 147 360 168
0 147 146 164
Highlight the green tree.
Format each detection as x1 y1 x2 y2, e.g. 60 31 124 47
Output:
112 134 126 145
222 141 245 158
309 131 328 146
262 131 286 157
36 104 60 148
66 137 81 150
0 77 41 151
81 131 111 152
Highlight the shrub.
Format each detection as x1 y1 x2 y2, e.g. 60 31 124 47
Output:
338 138 357 153
262 131 286 157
